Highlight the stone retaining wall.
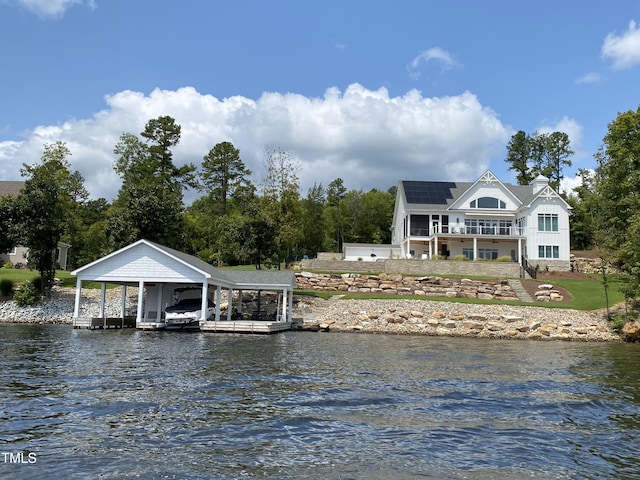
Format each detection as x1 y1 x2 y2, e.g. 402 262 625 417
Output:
295 271 520 300
300 258 524 277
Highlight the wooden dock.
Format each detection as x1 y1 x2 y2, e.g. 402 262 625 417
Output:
200 320 292 334
73 316 137 329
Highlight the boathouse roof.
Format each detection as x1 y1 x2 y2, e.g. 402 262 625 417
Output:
71 239 296 290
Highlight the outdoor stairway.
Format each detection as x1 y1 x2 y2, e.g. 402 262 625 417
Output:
507 279 534 302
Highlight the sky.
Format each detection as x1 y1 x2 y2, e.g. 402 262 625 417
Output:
1 0 640 204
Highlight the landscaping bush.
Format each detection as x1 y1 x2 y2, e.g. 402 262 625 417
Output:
452 255 470 261
496 256 512 262
2 261 12 269
30 276 43 293
0 278 14 296
13 282 40 306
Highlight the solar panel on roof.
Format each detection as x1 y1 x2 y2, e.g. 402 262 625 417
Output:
403 181 457 204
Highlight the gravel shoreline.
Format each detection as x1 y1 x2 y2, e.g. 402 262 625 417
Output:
0 287 621 342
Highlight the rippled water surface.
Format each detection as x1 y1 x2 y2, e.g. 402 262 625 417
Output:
1 324 640 479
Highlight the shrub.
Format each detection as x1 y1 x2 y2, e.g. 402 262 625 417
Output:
496 256 512 262
2 261 12 269
0 279 14 296
30 276 43 292
13 282 40 306
452 255 470 261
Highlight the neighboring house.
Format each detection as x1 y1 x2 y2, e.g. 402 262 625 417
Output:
390 170 571 270
0 180 71 270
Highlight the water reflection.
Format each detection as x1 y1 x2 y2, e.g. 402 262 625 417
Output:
0 325 639 479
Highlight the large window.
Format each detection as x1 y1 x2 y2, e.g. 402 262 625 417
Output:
478 248 499 260
538 214 558 232
464 218 513 235
470 197 506 209
538 245 559 258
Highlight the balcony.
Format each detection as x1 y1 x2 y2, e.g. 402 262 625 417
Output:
409 225 525 237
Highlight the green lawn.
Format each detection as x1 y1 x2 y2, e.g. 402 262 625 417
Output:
0 267 626 311
338 275 625 311
0 268 108 289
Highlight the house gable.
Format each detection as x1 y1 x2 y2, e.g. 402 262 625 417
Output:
73 240 214 284
448 170 522 212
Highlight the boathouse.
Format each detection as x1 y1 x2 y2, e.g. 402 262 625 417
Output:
70 239 296 332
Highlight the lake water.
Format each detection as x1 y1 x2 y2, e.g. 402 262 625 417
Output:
1 324 639 480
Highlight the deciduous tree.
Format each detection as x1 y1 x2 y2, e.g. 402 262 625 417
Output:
16 141 87 295
109 116 195 249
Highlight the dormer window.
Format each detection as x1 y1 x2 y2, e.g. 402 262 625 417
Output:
470 197 506 209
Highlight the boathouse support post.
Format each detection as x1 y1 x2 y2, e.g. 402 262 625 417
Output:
99 282 106 319
73 277 82 318
136 280 144 324
214 285 222 321
200 282 209 322
287 288 293 322
156 285 163 322
281 288 288 322
120 285 127 319
226 288 233 321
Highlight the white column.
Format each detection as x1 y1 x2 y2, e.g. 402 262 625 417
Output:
200 282 209 322
281 289 288 322
99 282 106 319
156 285 163 322
518 238 522 265
136 280 144 323
473 237 478 261
73 277 82 318
287 289 293 322
434 237 438 258
227 288 233 321
120 285 127 319
215 285 222 321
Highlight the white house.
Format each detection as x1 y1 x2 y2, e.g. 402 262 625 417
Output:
390 171 571 270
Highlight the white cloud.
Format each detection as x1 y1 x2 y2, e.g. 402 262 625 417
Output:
602 20 640 69
410 47 459 69
2 0 95 19
535 116 583 155
408 47 460 80
575 72 602 84
0 84 510 203
561 169 594 196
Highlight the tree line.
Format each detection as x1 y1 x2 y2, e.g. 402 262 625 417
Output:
3 107 640 319
504 107 640 317
0 116 395 295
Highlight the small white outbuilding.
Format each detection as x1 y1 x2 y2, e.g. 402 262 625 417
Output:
70 239 296 330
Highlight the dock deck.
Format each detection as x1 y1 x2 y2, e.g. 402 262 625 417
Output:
73 316 137 329
200 320 292 334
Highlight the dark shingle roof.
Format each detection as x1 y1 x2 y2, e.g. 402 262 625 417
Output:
0 181 25 197
402 180 536 207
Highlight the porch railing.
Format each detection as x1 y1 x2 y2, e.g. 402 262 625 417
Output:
521 256 537 279
409 225 525 237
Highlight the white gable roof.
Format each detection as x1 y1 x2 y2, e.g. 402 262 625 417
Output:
71 239 296 289
448 170 522 211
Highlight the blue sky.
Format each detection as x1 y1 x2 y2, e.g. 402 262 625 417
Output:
1 0 639 202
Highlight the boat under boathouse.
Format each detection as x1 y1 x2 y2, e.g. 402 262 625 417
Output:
70 239 297 333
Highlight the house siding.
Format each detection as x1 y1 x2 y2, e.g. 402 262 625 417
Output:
386 171 571 271
77 244 206 283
